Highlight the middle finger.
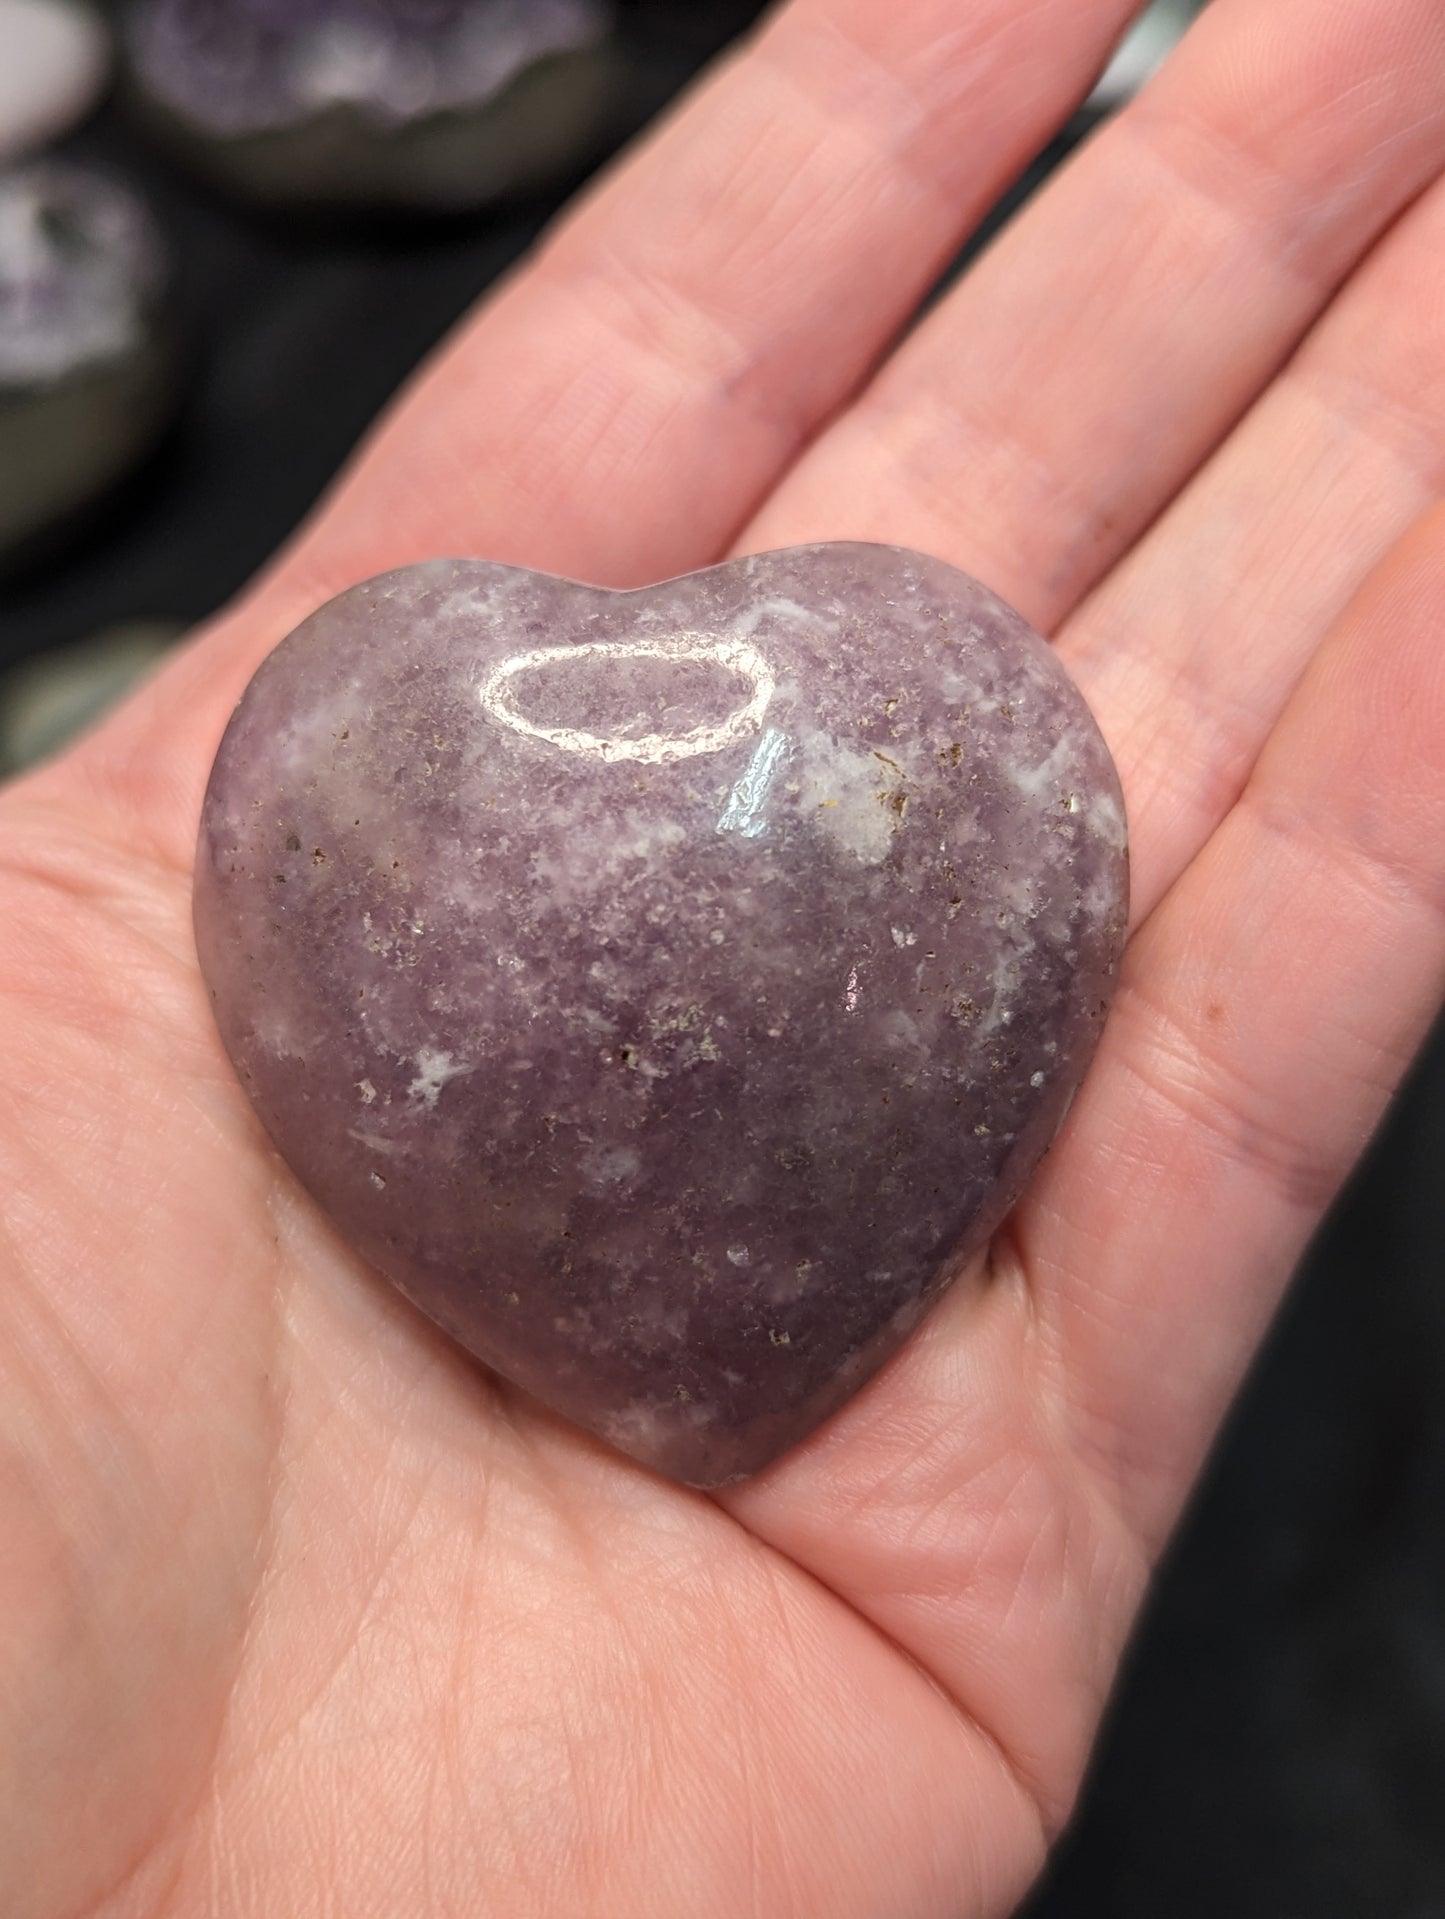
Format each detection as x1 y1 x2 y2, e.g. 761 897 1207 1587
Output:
743 0 1445 631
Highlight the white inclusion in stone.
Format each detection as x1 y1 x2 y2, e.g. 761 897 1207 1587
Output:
596 1399 708 1459
843 966 861 1013
348 1127 401 1158
581 1142 641 1189
1089 783 1129 852
254 1002 307 1061
1006 734 1078 804
797 732 896 866
726 1246 751 1268
407 1046 470 1108
716 728 790 838
478 635 777 765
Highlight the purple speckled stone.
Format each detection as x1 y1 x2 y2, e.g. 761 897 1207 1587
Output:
195 545 1128 1485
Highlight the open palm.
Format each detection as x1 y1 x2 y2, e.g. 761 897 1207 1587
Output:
4 1 1444 1912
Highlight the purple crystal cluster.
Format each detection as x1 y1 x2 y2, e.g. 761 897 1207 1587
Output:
195 545 1128 1484
0 0 113 164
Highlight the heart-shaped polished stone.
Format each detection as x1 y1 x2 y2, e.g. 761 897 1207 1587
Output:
195 544 1127 1484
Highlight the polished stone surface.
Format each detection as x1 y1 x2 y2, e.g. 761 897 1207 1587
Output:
122 0 619 211
0 160 174 565
195 545 1128 1484
0 0 111 164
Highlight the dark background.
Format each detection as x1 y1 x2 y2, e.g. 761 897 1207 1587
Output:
3 6 1443 1913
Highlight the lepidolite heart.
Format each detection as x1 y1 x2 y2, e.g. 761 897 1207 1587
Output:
195 543 1127 1484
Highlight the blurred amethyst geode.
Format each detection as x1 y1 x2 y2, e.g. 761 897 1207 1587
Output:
0 160 175 565
122 0 620 210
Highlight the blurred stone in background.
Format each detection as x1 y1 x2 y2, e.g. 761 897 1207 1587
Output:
119 0 624 213
0 612 176 769
0 0 111 163
0 158 177 571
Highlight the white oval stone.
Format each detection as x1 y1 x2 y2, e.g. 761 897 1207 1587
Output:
0 0 111 163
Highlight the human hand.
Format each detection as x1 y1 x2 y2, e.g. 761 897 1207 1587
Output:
3 1 1443 1912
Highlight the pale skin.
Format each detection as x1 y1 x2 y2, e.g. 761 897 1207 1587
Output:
3 0 1444 1910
